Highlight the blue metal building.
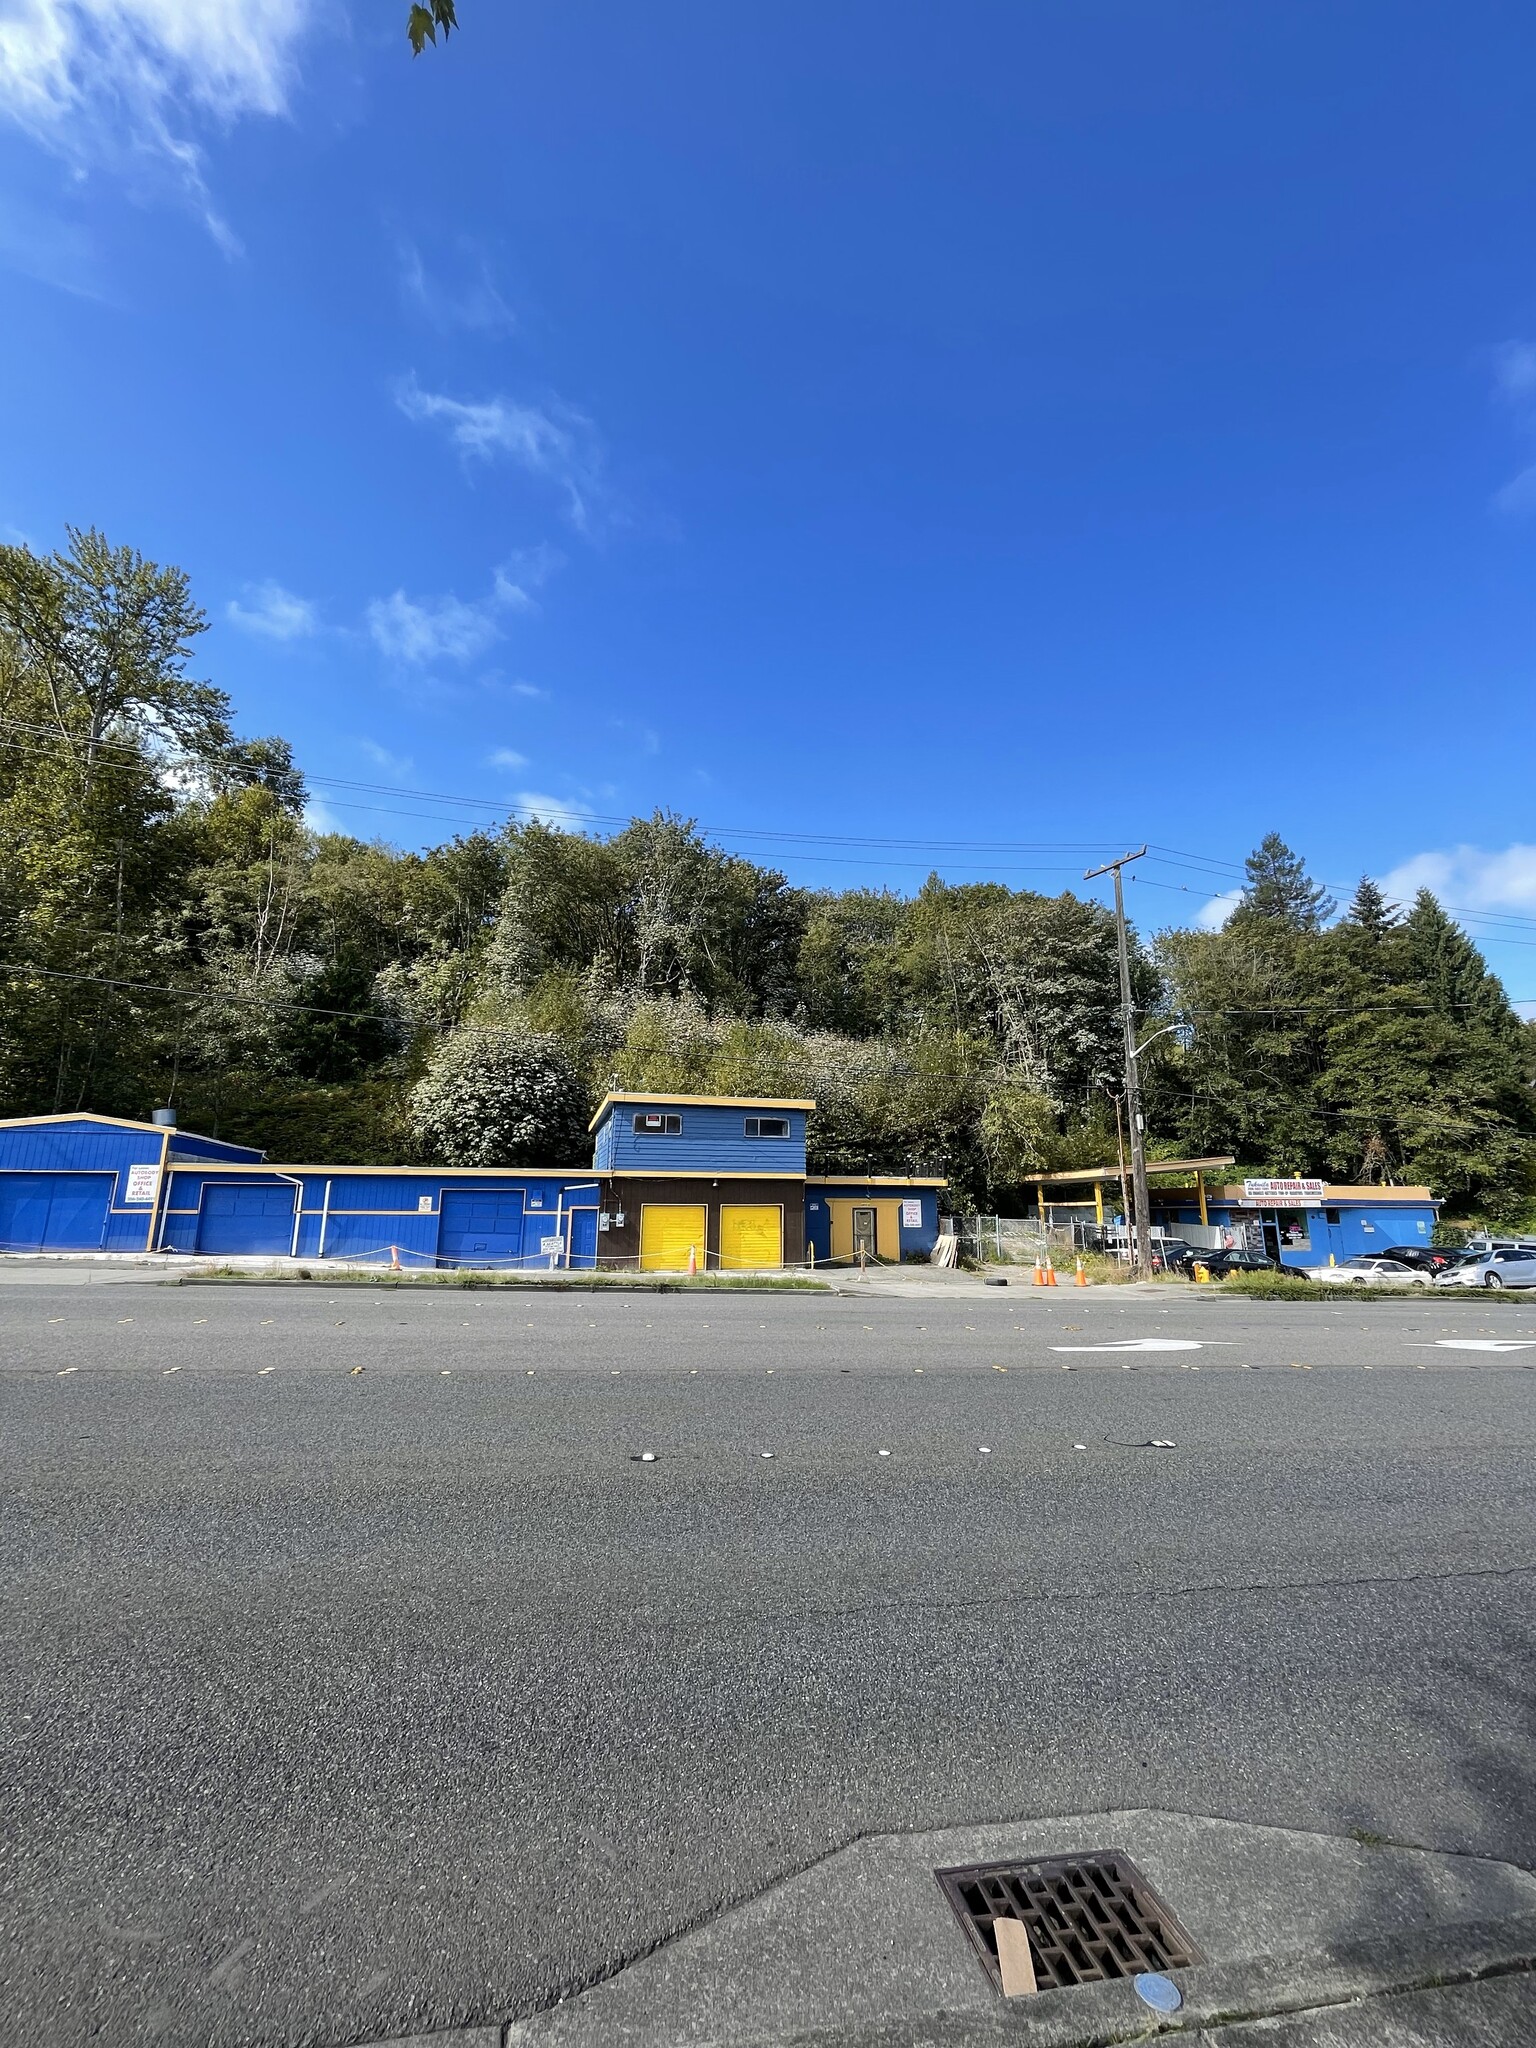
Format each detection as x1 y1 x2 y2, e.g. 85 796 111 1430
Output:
0 1098 947 1270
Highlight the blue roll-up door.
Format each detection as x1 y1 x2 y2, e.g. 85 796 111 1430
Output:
197 1183 296 1255
438 1189 525 1266
0 1173 112 1251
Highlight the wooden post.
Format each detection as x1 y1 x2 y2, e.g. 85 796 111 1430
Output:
1196 1168 1208 1227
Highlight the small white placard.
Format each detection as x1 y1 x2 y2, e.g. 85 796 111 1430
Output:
900 1199 922 1228
417 1195 433 1213
540 1235 562 1255
124 1163 158 1205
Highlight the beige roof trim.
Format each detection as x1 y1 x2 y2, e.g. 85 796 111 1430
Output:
1028 1155 1235 1186
806 1176 949 1188
589 1092 816 1132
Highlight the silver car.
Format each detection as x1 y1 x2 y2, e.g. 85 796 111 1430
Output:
1434 1249 1536 1290
1313 1256 1432 1288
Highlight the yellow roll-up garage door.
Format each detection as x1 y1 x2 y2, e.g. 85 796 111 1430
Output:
639 1203 708 1272
720 1204 783 1270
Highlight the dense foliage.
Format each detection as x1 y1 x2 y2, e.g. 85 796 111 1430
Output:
2 530 1533 1216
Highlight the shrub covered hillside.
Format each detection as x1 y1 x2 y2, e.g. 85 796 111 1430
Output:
3 530 1534 1217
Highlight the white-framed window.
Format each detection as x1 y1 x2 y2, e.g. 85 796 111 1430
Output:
633 1112 682 1135
744 1116 790 1139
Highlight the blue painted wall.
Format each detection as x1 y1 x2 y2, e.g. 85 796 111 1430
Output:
1162 1198 1440 1268
595 1101 809 1175
157 1167 603 1267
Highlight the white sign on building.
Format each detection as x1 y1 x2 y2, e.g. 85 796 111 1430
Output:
1242 1177 1325 1203
900 1199 922 1227
124 1163 158 1205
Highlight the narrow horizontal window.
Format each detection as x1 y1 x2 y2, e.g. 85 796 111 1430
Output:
744 1116 790 1139
633 1112 682 1135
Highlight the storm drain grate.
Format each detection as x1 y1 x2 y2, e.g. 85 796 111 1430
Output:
935 1850 1202 1994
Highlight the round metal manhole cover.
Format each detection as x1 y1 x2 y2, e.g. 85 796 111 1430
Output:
1134 1971 1183 2013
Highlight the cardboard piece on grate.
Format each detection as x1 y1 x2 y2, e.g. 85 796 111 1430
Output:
993 1916 1038 1997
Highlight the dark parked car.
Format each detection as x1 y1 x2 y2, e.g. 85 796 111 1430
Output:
1380 1245 1463 1273
1149 1238 1201 1273
1193 1247 1283 1278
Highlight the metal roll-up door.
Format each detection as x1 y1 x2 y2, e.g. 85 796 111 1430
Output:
719 1204 782 1269
0 1173 113 1251
196 1183 297 1255
437 1189 525 1266
639 1203 707 1272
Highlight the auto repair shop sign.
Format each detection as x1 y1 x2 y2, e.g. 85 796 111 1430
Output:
1241 1177 1326 1205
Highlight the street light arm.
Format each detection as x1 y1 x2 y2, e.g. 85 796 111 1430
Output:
1133 1020 1187 1061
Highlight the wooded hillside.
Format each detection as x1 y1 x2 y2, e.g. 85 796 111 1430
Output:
4 530 1532 1217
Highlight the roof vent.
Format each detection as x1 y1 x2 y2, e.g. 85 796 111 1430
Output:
151 1106 177 1128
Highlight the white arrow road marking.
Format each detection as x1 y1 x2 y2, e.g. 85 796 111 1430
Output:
1428 1340 1536 1353
1050 1338 1204 1352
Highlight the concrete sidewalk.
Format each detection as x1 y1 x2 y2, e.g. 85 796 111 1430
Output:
377 1812 1536 2048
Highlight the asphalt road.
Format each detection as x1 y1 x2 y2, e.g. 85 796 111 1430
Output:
4 1280 1536 2048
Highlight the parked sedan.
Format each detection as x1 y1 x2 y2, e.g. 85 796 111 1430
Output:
1379 1244 1463 1274
1312 1256 1433 1288
1434 1249 1536 1290
1193 1248 1283 1278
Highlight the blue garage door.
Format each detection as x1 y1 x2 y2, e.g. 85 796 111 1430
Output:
197 1183 296 1255
438 1189 525 1266
0 1173 113 1251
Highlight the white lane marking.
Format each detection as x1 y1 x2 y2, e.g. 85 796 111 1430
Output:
1051 1338 1203 1352
57 1366 78 1376
1428 1340 1536 1353
258 1367 275 1375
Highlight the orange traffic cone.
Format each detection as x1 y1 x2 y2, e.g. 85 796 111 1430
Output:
1074 1256 1088 1287
687 1242 698 1277
1045 1258 1058 1287
1032 1257 1045 1287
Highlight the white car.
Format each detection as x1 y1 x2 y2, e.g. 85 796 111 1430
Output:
1434 1249 1536 1290
1312 1256 1432 1289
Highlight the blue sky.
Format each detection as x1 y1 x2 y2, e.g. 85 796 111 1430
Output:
4 2 1536 997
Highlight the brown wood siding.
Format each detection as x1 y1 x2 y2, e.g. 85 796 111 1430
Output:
598 1175 805 1271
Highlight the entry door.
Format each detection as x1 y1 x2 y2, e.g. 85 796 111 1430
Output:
851 1206 878 1257
1261 1217 1282 1263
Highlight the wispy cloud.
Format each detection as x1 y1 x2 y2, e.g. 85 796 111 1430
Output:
513 790 595 833
398 238 515 335
0 1 311 250
1381 844 1536 915
489 747 529 771
1193 889 1242 931
1489 341 1536 514
359 739 415 779
365 552 560 667
394 372 608 532
226 579 318 641
509 680 545 699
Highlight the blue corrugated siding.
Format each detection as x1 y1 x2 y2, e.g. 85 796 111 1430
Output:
168 1133 264 1163
0 1123 160 1177
601 1103 808 1174
593 1119 615 1170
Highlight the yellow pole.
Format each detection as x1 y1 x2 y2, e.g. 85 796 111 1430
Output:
1196 1169 1208 1228
1037 1182 1046 1225
1094 1180 1104 1226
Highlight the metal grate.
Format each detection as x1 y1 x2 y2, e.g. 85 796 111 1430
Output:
935 1850 1202 1994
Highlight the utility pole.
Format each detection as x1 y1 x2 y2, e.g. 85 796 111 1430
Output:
1085 847 1152 1277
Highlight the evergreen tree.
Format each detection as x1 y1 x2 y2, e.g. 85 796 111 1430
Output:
1230 833 1336 931
1343 876 1398 938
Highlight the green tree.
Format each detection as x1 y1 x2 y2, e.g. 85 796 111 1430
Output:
410 1022 588 1166
1229 833 1336 932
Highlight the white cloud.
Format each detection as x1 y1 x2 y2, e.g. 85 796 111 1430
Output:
1193 889 1242 931
513 790 595 833
489 748 529 771
366 588 503 667
1488 342 1536 514
359 739 414 779
398 238 515 335
226 579 317 641
1381 844 1536 915
394 372 607 532
509 680 545 699
304 794 344 835
0 1 310 247
1493 464 1536 515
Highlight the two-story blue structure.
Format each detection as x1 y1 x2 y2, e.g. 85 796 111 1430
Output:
0 1096 949 1271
